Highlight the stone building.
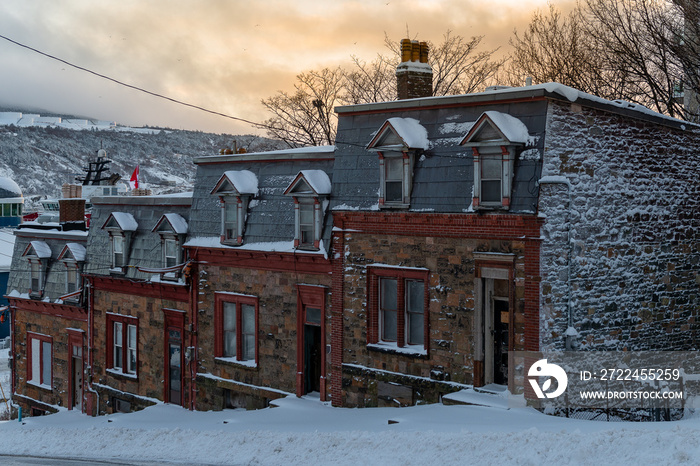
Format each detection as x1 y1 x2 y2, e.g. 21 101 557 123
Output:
7 40 699 416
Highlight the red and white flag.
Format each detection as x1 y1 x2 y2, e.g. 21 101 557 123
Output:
129 165 140 190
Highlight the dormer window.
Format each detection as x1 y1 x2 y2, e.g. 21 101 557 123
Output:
211 170 258 246
58 243 86 301
102 212 138 274
152 213 188 279
460 111 530 209
366 118 428 208
284 170 331 251
22 241 51 298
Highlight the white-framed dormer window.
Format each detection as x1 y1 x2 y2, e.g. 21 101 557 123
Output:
101 212 138 274
22 241 51 298
57 243 85 302
366 118 428 208
210 170 258 247
460 111 531 209
151 213 188 280
284 170 331 251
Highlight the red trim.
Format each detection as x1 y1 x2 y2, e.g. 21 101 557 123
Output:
187 247 331 274
163 309 185 406
106 313 139 377
296 285 327 399
67 329 84 411
340 96 549 118
367 267 430 350
8 297 87 321
87 275 189 302
26 332 52 386
333 211 543 240
214 293 259 364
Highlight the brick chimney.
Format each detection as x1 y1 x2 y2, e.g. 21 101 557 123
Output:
396 39 433 100
59 198 86 231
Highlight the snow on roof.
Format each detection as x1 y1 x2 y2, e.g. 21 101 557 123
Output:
162 213 188 234
29 240 52 259
0 177 22 197
65 242 86 262
386 117 429 150
221 170 259 195
482 111 530 144
299 170 331 195
108 212 138 231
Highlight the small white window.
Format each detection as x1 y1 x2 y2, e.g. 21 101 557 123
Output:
66 266 78 294
164 238 178 268
223 199 239 243
127 324 137 375
31 261 41 292
112 235 124 268
114 322 123 370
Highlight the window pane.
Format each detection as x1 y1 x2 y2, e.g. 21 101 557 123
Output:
407 280 425 345
242 334 255 361
481 180 501 203
114 236 124 253
380 279 397 311
241 304 255 334
385 181 403 203
306 307 321 325
31 338 40 382
224 332 236 357
224 202 237 240
114 322 123 369
482 157 502 179
382 310 397 341
300 225 314 245
223 303 236 331
42 341 51 384
67 268 77 293
127 325 137 373
165 239 177 257
299 202 314 224
128 325 137 349
385 157 403 180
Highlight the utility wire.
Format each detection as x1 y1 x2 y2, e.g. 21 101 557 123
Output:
0 33 270 130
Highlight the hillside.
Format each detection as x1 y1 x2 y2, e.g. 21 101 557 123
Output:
0 123 284 209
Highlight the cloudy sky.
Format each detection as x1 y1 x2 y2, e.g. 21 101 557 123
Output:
0 0 571 135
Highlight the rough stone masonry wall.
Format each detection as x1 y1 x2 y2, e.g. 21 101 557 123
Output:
337 223 529 408
92 289 188 412
13 308 87 414
195 264 331 410
539 101 700 351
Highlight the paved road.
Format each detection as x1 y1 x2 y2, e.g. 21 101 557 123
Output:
0 456 222 466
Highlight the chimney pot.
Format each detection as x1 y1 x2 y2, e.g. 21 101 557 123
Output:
411 40 420 62
400 39 412 63
396 38 433 100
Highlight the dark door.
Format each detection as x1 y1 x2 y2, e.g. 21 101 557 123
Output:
493 299 509 385
72 345 83 409
167 329 183 405
304 324 321 394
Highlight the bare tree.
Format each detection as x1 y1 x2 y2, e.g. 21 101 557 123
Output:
341 53 397 105
259 67 344 148
508 0 700 121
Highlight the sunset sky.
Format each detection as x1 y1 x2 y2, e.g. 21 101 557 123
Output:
0 0 574 135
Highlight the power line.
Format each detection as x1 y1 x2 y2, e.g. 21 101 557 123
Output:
0 33 270 130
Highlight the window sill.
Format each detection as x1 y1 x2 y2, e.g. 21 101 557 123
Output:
109 267 126 276
474 204 509 211
27 380 52 391
215 356 258 369
379 203 410 210
106 368 138 380
368 342 428 358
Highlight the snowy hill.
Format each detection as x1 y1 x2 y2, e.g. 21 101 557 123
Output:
0 110 283 209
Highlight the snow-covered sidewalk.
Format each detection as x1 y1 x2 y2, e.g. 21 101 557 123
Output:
0 395 698 465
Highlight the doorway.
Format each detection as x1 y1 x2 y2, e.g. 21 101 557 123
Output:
303 317 322 394
167 328 183 405
71 344 83 409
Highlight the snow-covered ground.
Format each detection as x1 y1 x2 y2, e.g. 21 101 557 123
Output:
0 392 699 465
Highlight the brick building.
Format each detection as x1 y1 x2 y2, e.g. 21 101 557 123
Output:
7 40 699 415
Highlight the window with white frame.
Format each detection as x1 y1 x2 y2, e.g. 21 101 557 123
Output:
216 293 257 363
28 333 52 388
112 234 125 268
369 267 429 350
108 314 138 376
223 199 239 243
30 260 42 293
379 151 413 206
164 238 178 268
283 171 330 251
210 170 258 247
66 264 79 294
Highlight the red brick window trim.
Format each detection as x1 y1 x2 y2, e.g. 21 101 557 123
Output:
214 292 259 367
367 266 429 354
106 313 138 378
27 332 52 389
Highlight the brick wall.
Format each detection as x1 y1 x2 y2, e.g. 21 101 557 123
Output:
539 101 700 351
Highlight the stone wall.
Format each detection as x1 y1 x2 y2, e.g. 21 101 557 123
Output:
333 211 542 407
195 261 331 410
539 101 700 351
12 306 87 415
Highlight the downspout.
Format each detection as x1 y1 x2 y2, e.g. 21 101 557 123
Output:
537 177 578 349
85 277 99 415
